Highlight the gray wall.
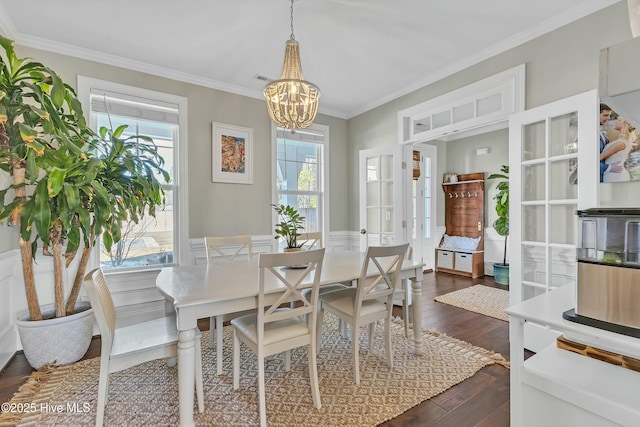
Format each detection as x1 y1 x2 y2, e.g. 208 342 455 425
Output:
0 2 637 255
0 45 349 253
348 2 638 230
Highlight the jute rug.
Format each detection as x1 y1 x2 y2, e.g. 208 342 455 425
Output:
434 285 510 321
0 314 508 427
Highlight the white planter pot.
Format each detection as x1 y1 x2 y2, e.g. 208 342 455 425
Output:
16 302 94 369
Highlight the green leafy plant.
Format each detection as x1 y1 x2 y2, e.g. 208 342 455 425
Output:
0 35 168 320
488 165 509 266
272 203 305 249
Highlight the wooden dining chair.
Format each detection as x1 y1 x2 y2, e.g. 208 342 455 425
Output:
316 243 409 384
204 234 254 375
232 248 325 427
83 268 203 427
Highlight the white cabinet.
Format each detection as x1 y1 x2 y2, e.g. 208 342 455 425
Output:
505 286 640 427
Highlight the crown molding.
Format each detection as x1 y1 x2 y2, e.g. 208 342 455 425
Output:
346 0 621 118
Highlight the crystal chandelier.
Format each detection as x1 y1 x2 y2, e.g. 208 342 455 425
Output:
264 0 320 133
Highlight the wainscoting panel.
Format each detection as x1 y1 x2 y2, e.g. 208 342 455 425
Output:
0 250 18 371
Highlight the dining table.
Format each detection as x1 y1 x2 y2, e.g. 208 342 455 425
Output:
156 250 425 426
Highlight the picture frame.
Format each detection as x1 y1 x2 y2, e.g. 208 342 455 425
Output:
211 122 253 184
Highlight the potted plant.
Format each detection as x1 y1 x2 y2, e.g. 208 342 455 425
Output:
272 203 305 251
488 165 509 286
0 36 169 368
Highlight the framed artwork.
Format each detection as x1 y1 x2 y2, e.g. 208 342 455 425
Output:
211 122 253 184
599 103 640 183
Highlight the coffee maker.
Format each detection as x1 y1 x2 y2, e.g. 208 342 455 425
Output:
564 208 640 337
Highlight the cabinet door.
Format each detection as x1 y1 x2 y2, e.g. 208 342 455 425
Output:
509 90 598 351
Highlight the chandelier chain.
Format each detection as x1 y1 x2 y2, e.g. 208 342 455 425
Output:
290 0 295 40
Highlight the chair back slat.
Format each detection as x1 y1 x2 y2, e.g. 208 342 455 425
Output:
299 231 323 250
357 244 409 304
205 235 253 263
257 249 325 332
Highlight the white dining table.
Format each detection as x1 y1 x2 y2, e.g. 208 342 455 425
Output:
156 250 425 427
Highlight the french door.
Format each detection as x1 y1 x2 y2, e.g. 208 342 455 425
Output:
359 146 406 249
509 90 599 351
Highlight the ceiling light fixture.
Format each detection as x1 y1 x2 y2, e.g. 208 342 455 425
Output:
264 0 320 133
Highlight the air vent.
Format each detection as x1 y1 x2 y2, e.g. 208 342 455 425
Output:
254 74 272 82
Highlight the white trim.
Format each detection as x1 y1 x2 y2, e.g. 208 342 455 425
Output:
77 76 190 267
398 64 525 144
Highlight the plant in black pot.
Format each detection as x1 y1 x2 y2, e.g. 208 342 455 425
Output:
488 165 509 286
272 203 305 251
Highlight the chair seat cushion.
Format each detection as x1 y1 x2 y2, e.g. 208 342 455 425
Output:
231 311 309 345
301 283 349 299
319 288 387 318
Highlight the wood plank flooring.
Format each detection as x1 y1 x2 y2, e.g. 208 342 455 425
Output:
0 272 512 427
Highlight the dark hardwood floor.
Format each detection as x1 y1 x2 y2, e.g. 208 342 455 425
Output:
0 271 512 427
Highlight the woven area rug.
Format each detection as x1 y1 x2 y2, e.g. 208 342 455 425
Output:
434 285 510 321
0 314 508 427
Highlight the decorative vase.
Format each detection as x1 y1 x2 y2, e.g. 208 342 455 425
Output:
16 302 94 369
283 247 302 253
493 263 509 286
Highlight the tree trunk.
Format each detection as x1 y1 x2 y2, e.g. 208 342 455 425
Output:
20 237 41 321
52 240 65 318
14 165 42 321
65 246 90 315
503 236 508 266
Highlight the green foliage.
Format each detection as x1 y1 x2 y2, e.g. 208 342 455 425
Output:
0 36 169 318
488 165 509 265
272 203 305 249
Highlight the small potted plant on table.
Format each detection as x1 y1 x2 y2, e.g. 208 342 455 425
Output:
272 203 305 252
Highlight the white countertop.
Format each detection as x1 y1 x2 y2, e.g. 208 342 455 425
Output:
505 285 640 359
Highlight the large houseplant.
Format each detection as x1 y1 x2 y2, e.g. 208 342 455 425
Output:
0 36 169 367
488 165 509 286
272 203 305 251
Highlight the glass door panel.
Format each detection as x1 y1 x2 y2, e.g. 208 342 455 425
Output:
550 159 578 199
523 121 546 161
523 163 546 201
550 204 577 245
523 206 545 242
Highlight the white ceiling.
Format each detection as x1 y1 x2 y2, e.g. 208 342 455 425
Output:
0 0 621 119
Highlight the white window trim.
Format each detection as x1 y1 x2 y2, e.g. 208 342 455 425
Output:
77 76 190 267
271 123 330 251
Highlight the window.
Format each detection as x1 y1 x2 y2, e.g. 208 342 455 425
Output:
273 124 329 249
78 77 188 271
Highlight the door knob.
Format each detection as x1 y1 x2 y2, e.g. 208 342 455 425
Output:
360 228 367 234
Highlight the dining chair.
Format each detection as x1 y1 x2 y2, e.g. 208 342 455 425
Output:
232 248 325 427
316 243 409 384
204 234 254 375
83 268 203 427
394 246 413 337
299 231 323 250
